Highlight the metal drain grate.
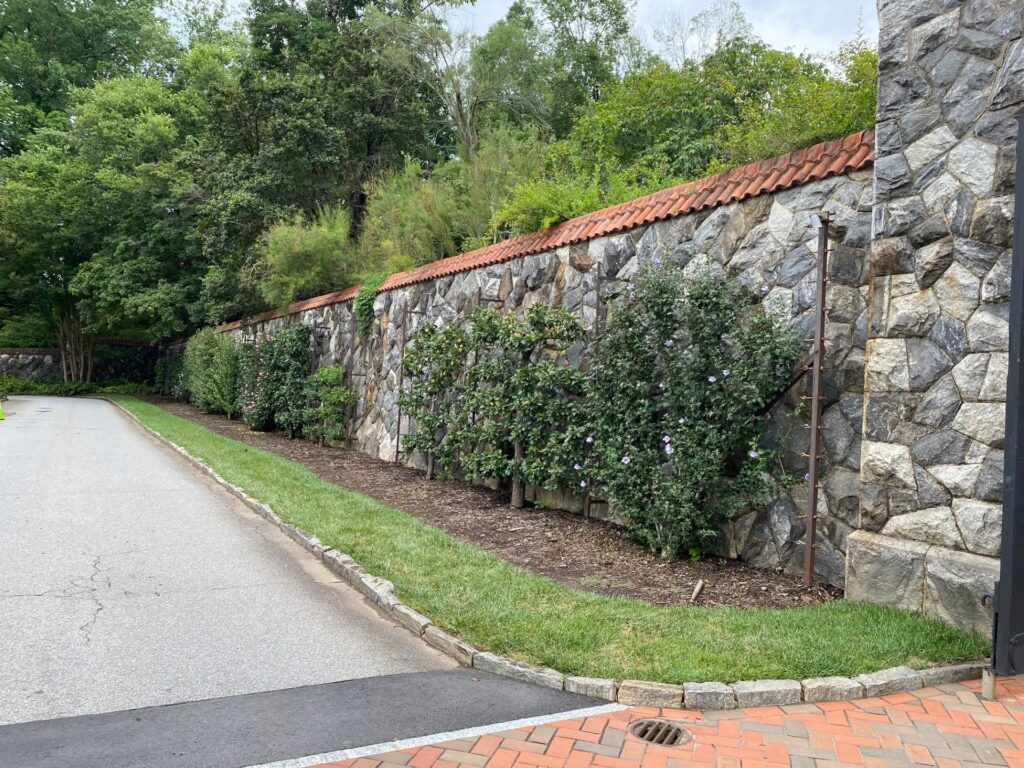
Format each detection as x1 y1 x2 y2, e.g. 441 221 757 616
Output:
628 718 693 747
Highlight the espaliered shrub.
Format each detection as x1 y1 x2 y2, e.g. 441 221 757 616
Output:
181 328 241 418
237 324 312 435
303 365 356 444
401 305 586 506
459 306 586 507
585 263 801 558
399 322 472 477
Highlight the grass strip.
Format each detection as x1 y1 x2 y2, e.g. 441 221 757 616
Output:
111 395 989 683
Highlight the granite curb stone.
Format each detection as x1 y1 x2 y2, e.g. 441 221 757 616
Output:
732 679 803 707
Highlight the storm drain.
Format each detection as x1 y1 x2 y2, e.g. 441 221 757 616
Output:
628 718 693 747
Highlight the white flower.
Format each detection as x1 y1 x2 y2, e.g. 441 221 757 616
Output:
621 456 631 465
574 463 582 471
662 435 671 443
708 375 717 383
722 368 731 377
748 450 760 459
665 444 675 455
586 435 594 444
580 480 588 488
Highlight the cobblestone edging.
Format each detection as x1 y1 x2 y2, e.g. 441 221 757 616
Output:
105 398 988 709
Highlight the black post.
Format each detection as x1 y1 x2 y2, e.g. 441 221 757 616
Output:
994 110 1024 676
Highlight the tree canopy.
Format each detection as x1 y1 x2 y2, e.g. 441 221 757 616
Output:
0 0 877 379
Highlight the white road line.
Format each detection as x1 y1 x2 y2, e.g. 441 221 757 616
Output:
244 702 627 768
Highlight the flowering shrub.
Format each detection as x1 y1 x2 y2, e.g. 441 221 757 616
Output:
181 328 240 418
585 263 801 558
303 365 355 444
237 324 312 434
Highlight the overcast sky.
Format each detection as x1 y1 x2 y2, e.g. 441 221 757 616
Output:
447 0 878 58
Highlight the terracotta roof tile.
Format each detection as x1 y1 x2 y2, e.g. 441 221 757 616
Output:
217 129 874 331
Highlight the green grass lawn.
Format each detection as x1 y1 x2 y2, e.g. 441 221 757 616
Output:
111 395 989 683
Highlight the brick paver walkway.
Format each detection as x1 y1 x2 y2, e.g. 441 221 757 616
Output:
316 676 1024 768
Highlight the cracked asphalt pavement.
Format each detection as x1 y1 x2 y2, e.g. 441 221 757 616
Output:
0 396 453 726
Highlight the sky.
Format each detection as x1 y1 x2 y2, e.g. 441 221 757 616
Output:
446 0 879 58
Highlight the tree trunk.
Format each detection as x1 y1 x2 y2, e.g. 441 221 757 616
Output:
511 440 526 508
55 308 94 383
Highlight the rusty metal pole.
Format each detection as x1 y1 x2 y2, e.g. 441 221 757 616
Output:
394 315 407 463
804 213 829 587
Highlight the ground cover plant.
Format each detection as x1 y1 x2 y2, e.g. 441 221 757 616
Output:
110 394 989 683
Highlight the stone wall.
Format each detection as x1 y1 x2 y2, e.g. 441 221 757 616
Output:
845 0 1021 634
230 168 874 586
0 349 61 380
0 343 158 383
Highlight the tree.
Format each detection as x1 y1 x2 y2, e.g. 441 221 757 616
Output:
496 38 849 232
259 205 362 307
715 37 878 167
187 0 449 324
0 76 204 380
529 0 636 136
652 1 753 68
0 0 178 155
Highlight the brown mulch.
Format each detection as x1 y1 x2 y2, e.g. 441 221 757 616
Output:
148 397 840 610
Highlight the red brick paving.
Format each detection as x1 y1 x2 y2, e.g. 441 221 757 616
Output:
315 676 1024 768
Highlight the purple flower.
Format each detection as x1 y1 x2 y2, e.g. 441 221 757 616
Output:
762 285 770 293
621 456 631 465
748 450 760 459
653 257 663 266
662 435 671 443
708 375 717 383
804 472 811 481
665 444 675 455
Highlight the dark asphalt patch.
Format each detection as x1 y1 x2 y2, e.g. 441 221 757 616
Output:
0 669 599 768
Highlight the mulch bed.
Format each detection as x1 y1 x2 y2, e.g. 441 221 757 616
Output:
148 397 840 610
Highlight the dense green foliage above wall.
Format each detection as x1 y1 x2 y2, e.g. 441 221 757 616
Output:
0 0 876 377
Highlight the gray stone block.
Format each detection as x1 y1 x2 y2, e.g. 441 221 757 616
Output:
473 652 564 690
565 676 618 701
855 666 924 697
683 682 736 710
356 574 399 606
423 626 476 665
731 679 802 708
388 604 431 635
801 677 865 702
845 532 928 611
322 550 363 581
919 662 986 686
616 680 684 708
924 545 999 635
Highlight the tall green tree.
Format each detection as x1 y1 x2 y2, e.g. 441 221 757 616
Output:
0 0 178 155
0 76 203 380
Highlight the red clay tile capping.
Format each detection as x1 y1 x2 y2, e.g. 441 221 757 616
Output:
216 129 875 332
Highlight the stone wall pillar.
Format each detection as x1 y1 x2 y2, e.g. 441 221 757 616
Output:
846 0 1023 633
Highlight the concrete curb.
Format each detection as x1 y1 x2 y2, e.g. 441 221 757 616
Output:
104 397 989 709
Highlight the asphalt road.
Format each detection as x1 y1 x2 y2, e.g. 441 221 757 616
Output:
0 395 452 725
0 396 599 766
